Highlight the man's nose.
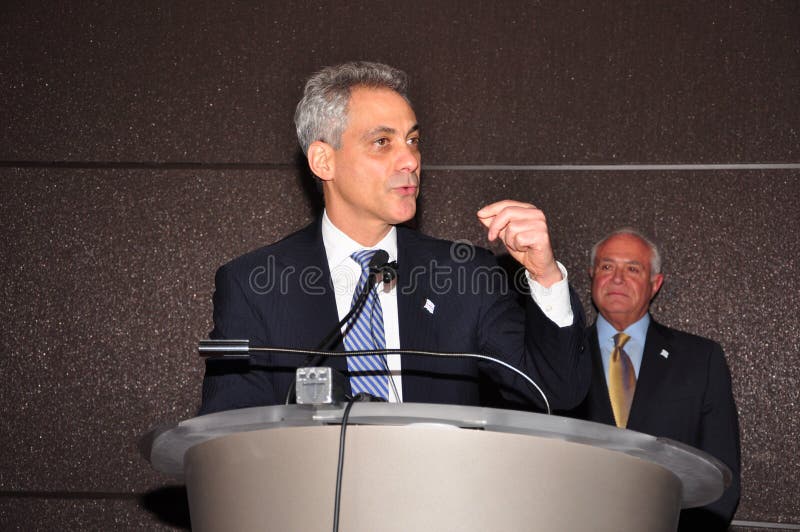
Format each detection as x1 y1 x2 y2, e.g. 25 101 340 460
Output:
396 143 420 174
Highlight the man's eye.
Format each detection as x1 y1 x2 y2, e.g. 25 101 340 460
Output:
374 138 389 146
628 266 641 274
408 137 421 146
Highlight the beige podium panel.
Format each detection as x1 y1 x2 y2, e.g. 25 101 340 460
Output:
143 403 729 532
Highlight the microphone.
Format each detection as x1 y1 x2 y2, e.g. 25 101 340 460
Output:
316 250 394 352
198 342 552 414
285 249 396 404
376 256 398 284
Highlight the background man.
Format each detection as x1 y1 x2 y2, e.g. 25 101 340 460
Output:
569 228 741 530
199 61 589 414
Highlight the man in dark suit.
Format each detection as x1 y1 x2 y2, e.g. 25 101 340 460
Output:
569 229 740 531
199 61 589 414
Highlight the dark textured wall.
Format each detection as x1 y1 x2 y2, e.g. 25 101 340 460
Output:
1 2 798 530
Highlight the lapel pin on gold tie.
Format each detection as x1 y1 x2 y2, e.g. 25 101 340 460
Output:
659 349 669 359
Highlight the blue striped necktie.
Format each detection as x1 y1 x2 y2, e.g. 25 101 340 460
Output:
344 250 389 400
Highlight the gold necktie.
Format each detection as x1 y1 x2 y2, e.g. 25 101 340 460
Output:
608 332 636 428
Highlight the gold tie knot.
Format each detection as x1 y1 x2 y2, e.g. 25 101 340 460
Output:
613 332 630 350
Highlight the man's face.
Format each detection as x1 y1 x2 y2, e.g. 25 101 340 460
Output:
591 233 664 331
323 87 420 242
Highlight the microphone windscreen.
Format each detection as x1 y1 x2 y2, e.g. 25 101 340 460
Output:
369 249 390 269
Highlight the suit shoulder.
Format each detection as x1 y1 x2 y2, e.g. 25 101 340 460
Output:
217 222 317 274
654 322 724 357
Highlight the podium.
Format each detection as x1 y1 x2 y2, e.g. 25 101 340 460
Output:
143 403 730 532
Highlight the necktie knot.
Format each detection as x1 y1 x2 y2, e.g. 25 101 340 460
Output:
351 249 378 271
613 332 631 349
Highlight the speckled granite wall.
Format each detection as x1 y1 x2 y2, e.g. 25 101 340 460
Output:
2 2 798 530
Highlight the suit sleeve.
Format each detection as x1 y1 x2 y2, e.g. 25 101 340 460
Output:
198 262 280 415
521 285 590 411
475 251 590 412
682 342 741 529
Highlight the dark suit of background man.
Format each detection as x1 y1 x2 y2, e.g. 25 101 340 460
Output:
199 61 590 415
569 229 741 531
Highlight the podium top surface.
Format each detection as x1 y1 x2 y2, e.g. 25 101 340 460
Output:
142 402 730 508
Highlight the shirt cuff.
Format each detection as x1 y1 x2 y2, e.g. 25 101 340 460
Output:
526 261 574 327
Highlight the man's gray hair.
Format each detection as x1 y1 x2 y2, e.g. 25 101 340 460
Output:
590 228 662 275
294 61 410 155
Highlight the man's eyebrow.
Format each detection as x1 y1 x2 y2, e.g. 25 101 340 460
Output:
598 257 645 265
361 124 419 141
361 125 396 141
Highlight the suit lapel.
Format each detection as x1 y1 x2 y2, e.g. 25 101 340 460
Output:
394 228 441 399
627 321 672 429
395 227 438 351
282 221 347 370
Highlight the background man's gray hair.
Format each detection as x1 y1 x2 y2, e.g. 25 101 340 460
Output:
294 61 410 155
590 228 662 275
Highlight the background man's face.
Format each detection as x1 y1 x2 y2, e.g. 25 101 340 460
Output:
591 233 664 330
324 87 421 233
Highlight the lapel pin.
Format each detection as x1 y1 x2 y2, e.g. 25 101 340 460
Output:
659 349 669 359
423 298 435 315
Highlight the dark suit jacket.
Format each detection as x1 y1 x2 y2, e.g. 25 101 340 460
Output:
568 319 741 531
199 220 589 415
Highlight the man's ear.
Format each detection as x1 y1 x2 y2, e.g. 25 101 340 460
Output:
307 140 335 182
650 273 665 298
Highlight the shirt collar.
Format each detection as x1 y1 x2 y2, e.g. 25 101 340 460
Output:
321 210 398 269
596 312 650 347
